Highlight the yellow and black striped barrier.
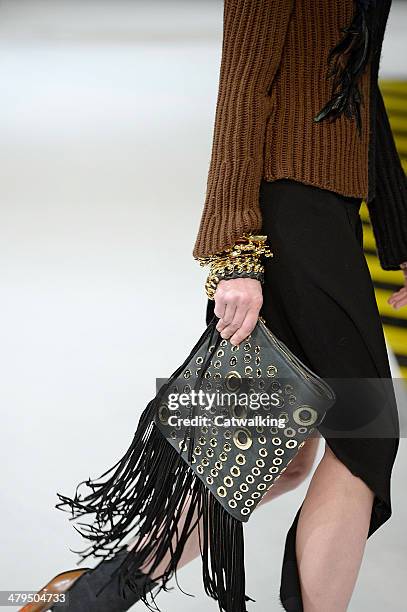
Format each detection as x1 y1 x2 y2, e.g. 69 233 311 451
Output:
363 79 407 378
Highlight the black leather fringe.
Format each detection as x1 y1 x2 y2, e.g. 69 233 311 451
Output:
56 319 254 612
314 0 376 135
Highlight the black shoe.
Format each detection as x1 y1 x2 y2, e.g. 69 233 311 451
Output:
20 548 157 612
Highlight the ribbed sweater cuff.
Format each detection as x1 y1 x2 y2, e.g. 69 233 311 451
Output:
193 156 263 258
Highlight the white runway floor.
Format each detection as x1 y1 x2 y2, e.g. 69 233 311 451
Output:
0 2 406 610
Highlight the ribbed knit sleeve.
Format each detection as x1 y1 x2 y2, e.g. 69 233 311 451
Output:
192 0 294 259
367 87 407 270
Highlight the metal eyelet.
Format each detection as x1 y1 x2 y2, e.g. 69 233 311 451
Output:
233 428 253 450
286 439 298 449
293 406 318 427
241 507 250 516
272 437 282 445
246 474 255 484
231 404 248 420
273 457 283 466
217 486 227 497
228 499 237 509
225 371 241 391
224 476 233 487
158 403 170 424
259 448 268 457
275 448 284 456
240 483 249 492
230 465 241 477
236 453 246 465
252 467 261 477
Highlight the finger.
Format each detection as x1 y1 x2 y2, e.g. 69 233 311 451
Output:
213 293 226 322
229 308 259 345
217 300 237 331
219 301 249 340
388 292 403 306
389 287 407 304
390 290 407 309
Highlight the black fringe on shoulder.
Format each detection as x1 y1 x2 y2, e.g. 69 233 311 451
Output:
314 0 376 135
56 318 255 612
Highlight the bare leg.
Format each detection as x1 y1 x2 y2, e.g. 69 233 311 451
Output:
296 442 374 612
128 436 320 580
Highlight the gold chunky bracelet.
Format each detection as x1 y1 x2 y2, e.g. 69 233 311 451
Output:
197 234 273 300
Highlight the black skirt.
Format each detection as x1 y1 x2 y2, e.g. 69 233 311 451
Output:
206 178 400 611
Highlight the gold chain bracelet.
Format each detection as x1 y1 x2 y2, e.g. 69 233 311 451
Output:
197 234 273 300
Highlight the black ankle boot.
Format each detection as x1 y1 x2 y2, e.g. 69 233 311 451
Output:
51 548 158 611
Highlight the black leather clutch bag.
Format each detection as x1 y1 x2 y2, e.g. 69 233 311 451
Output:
155 315 336 522
56 315 336 612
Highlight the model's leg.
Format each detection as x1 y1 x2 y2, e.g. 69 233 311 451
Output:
296 442 374 612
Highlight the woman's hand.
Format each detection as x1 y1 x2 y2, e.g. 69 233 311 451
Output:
214 277 263 345
388 263 407 310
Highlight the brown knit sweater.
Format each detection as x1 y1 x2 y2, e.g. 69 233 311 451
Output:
192 0 407 270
